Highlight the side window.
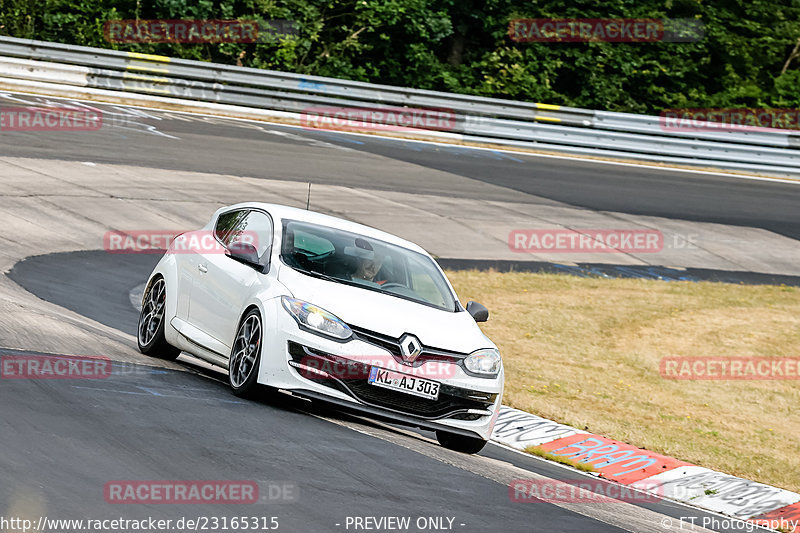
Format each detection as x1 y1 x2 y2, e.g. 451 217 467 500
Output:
216 210 274 268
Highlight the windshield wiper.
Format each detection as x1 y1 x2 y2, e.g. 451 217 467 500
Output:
291 265 340 283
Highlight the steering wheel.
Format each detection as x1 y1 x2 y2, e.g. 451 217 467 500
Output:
379 282 406 289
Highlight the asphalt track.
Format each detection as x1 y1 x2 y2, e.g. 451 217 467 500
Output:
1 90 793 532
4 249 759 533
1 349 577 533
1 92 800 240
437 258 800 285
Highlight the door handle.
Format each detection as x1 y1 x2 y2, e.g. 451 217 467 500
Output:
197 264 208 273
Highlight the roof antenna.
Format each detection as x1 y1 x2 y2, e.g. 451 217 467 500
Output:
305 182 312 210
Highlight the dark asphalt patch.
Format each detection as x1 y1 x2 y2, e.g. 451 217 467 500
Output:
437 258 800 286
3 250 759 532
0 348 614 533
8 251 160 336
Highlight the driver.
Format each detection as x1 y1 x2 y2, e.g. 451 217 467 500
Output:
352 253 386 284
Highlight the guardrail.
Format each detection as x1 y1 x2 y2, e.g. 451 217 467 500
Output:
0 35 798 175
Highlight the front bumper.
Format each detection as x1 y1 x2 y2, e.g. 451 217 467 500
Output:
257 299 504 440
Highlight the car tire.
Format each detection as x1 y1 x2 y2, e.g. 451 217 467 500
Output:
435 430 487 454
229 308 263 398
137 276 181 360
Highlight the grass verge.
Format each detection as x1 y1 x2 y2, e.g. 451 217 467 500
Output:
524 445 597 472
446 270 800 493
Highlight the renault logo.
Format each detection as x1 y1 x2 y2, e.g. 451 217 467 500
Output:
399 334 422 364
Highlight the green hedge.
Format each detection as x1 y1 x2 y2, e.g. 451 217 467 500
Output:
1 0 799 114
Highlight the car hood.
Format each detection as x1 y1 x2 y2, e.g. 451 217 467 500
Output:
277 264 494 353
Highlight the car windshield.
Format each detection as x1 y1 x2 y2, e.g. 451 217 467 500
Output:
280 220 457 312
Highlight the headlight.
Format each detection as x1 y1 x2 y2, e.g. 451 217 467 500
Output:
463 348 501 377
281 296 352 340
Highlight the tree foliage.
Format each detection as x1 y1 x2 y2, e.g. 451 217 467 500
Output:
1 0 799 113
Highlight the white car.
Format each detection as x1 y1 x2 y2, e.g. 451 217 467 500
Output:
137 203 504 453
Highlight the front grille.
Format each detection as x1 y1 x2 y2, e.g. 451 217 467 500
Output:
288 341 495 420
450 413 483 421
342 378 491 418
349 326 466 368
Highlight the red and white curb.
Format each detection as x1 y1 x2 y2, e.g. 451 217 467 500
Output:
490 406 800 531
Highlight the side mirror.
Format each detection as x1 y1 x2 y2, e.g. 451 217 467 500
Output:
466 301 489 323
227 242 262 270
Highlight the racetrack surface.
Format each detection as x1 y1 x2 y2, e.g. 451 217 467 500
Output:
2 91 800 241
0 90 792 533
437 258 800 285
8 252 160 336
2 249 765 533
1 350 583 533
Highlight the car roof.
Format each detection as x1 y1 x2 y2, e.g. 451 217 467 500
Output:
216 202 430 255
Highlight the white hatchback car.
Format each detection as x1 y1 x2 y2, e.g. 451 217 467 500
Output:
137 202 504 453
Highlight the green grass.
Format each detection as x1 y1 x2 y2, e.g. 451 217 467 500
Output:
447 270 800 493
524 446 597 473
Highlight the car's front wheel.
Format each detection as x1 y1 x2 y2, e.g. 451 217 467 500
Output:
229 308 263 398
435 430 487 454
137 276 180 360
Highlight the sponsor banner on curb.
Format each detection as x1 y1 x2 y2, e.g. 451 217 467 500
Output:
1 354 111 379
675 516 800 532
508 18 703 43
509 229 663 253
491 412 798 521
104 481 259 504
660 108 800 132
0 107 102 131
490 406 588 449
296 355 458 380
103 230 259 255
750 502 800 532
509 478 663 503
538 433 691 484
660 357 800 380
631 466 800 519
491 407 800 520
301 106 457 133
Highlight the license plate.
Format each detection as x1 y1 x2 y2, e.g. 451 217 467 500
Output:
368 367 440 400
